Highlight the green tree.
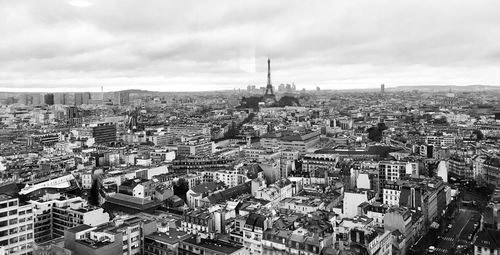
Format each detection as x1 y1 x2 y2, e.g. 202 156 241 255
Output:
473 129 484 140
88 177 101 206
173 178 189 202
367 122 388 142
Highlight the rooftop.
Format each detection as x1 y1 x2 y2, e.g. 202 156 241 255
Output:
474 229 500 249
182 237 244 254
191 181 225 194
67 224 94 234
145 229 191 244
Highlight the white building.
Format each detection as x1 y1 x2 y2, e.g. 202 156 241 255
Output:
0 195 35 255
28 192 110 242
343 190 375 218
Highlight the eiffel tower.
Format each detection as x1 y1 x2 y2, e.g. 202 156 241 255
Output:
263 58 277 105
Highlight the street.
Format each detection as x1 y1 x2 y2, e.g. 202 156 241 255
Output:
410 188 489 255
434 208 480 254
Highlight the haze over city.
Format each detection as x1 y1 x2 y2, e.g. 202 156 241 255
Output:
2 0 500 92
3 1 500 255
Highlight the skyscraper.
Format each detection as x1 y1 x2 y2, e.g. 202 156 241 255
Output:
74 92 91 105
114 91 130 106
44 93 54 105
55 93 68 105
22 94 33 105
381 84 385 94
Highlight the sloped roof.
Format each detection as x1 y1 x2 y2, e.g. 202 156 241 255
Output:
474 229 500 249
0 182 19 196
245 213 267 230
191 182 225 194
206 182 251 204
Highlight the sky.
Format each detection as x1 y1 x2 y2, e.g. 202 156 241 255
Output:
1 0 500 92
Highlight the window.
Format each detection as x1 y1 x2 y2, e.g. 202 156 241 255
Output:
9 237 18 244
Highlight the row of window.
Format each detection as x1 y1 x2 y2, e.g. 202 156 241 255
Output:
0 200 18 209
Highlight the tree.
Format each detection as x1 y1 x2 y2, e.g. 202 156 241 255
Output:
88 177 101 206
173 178 189 202
473 129 484 140
367 122 388 142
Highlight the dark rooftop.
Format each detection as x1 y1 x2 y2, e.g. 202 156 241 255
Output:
182 237 244 254
145 229 191 244
191 182 225 194
474 229 500 249
67 224 94 234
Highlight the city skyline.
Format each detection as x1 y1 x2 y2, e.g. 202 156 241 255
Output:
2 0 500 92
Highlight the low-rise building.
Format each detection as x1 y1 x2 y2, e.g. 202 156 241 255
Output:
179 236 248 255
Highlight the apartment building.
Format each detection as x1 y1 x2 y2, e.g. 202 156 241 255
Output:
64 216 157 255
29 192 110 243
0 195 35 255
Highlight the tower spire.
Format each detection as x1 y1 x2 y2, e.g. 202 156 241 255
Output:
265 58 274 95
267 58 271 86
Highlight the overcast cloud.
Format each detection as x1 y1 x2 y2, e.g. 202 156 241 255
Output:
1 0 500 92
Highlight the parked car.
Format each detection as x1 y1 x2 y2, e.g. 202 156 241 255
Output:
428 246 436 253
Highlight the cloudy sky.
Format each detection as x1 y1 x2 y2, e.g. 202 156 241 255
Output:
1 0 500 92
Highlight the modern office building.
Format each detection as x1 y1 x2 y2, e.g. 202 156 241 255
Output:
114 91 130 106
75 92 91 106
0 195 35 255
43 94 54 106
29 192 110 243
79 122 117 144
177 142 214 157
55 93 68 105
64 216 157 255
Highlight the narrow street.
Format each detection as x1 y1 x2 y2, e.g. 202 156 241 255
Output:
410 187 488 255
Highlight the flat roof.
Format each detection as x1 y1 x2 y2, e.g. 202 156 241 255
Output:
146 229 191 244
183 237 243 255
67 224 93 233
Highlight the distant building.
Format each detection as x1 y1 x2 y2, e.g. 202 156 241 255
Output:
81 122 117 144
28 133 60 147
67 106 83 125
177 141 214 157
75 92 91 105
381 84 385 94
22 94 33 105
44 93 55 105
114 91 130 106
55 93 68 105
